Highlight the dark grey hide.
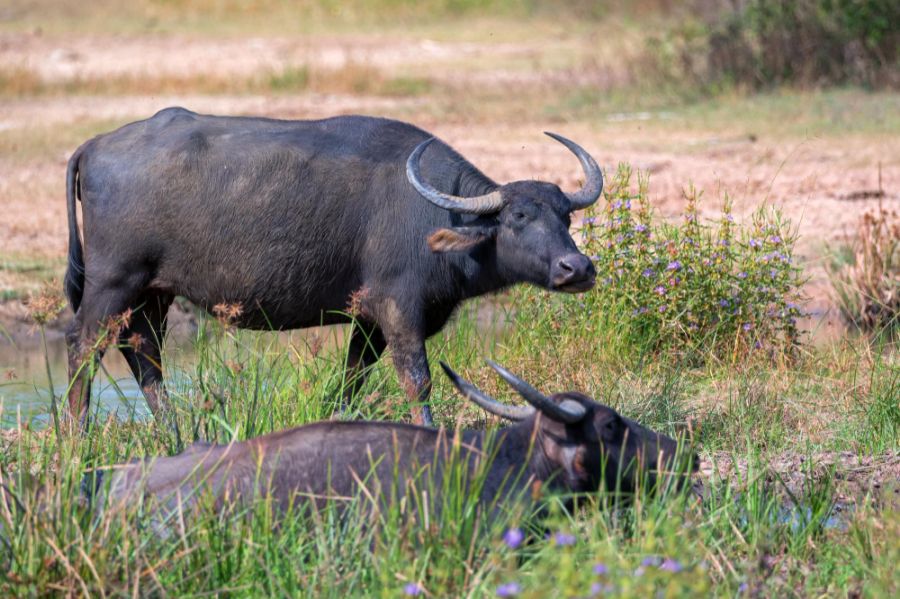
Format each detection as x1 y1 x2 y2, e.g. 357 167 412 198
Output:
64 108 603 426
90 362 695 530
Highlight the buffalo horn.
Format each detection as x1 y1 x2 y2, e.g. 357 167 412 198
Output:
544 132 604 210
439 362 533 421
486 360 587 423
406 138 505 215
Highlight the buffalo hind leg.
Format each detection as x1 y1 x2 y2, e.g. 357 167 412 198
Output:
340 320 386 416
65 285 141 428
117 293 173 418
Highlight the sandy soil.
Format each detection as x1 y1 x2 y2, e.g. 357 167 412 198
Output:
1 32 897 323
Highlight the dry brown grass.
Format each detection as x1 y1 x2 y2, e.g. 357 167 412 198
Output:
0 62 434 99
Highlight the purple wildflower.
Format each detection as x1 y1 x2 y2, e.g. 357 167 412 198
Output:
613 200 622 209
634 223 647 233
770 269 778 279
743 323 753 331
554 532 576 546
655 286 666 295
496 583 521 597
738 582 749 594
660 558 683 573
623 200 631 210
642 268 654 278
589 582 615 596
667 260 682 271
583 217 597 225
503 528 524 549
658 305 667 313
726 214 735 223
737 271 748 279
641 556 660 567
593 563 609 576
719 299 730 308
769 235 782 244
404 582 424 596
590 255 600 261
719 238 730 246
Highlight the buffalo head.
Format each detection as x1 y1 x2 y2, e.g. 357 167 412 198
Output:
407 133 602 293
441 361 698 496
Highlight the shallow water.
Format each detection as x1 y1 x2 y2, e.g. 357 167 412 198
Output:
0 302 512 428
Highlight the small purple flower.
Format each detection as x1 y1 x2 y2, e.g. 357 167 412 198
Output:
642 268 655 278
658 305 667 313
503 528 524 549
667 260 682 271
719 238 730 246
404 582 424 596
737 271 748 279
590 255 600 261
583 217 597 225
613 200 622 209
770 269 778 279
553 532 576 546
754 340 762 349
496 582 521 597
743 323 753 331
660 558 683 573
634 224 647 233
641 556 660 567
769 235 782 244
738 582 749 594
589 582 615 596
749 238 761 248
719 299 730 308
655 286 666 295
593 562 609 576
725 214 735 223
623 200 631 210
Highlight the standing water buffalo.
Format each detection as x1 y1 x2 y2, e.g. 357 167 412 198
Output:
64 108 602 426
89 362 695 524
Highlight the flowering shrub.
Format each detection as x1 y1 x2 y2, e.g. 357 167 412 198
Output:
579 166 805 358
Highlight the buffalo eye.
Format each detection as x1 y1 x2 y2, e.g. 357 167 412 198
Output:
600 415 624 441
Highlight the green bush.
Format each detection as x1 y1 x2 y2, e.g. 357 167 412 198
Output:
647 0 900 91
575 166 806 359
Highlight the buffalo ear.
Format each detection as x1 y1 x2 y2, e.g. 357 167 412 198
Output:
427 226 496 253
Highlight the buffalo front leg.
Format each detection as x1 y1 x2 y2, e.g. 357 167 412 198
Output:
341 320 387 415
386 338 433 427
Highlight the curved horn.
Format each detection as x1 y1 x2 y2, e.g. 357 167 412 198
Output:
544 132 604 210
439 362 533 421
486 360 587 424
406 138 505 215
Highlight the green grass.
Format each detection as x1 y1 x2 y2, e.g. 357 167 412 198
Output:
0 284 897 596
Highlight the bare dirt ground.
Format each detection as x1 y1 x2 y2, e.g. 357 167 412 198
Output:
1 31 898 333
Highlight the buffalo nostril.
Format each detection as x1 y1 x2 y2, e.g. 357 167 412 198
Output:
558 259 575 273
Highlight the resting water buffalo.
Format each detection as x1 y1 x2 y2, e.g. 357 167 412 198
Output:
89 362 695 525
64 108 602 426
